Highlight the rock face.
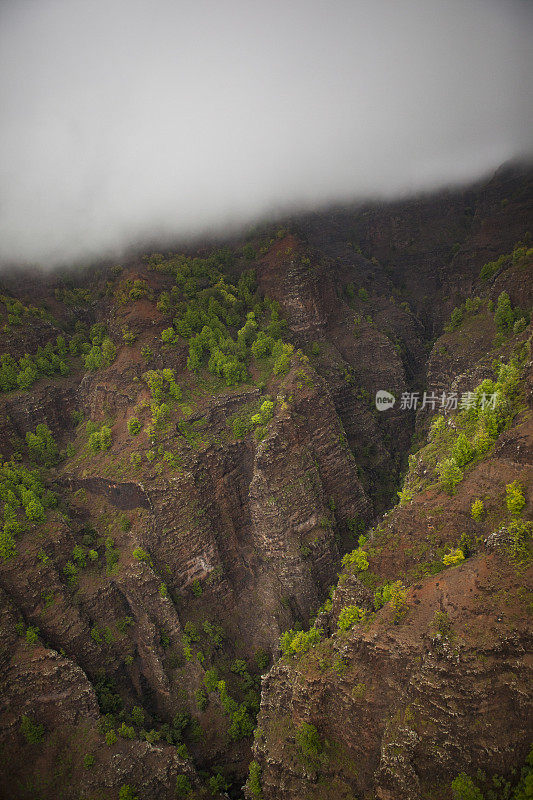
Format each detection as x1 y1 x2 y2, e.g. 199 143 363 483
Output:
0 164 531 799
250 236 533 798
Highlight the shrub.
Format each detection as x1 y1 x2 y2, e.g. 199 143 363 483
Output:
88 425 112 452
452 434 475 468
208 774 229 795
341 548 369 572
63 560 78 587
72 544 86 567
105 730 117 745
272 341 293 375
337 605 366 631
432 611 453 638
25 625 39 645
26 424 59 467
295 722 322 765
24 497 45 523
451 773 484 800
20 714 45 744
494 291 514 334
118 722 135 739
436 458 463 493
195 688 208 711
131 706 144 727
389 580 408 622
127 418 142 435
130 451 141 467
471 499 484 521
175 775 192 797
248 760 263 798
442 548 465 566
280 627 321 656
446 306 463 332
204 668 219 693
506 480 525 515
132 547 152 566
118 786 138 800
507 518 533 561
83 753 95 769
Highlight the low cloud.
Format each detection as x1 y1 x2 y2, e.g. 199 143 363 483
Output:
0 0 532 267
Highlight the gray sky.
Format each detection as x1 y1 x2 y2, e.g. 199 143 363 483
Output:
1 0 532 267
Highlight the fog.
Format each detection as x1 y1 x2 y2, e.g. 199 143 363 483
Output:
0 0 532 267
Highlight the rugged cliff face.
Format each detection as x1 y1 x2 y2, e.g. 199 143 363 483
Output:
0 165 531 799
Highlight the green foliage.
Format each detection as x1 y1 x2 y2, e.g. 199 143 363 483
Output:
195 688 208 711
118 785 138 800
25 625 39 645
122 326 137 345
506 481 525 515
506 518 533 561
242 243 256 260
0 461 53 557
280 626 321 656
127 417 142 435
388 580 408 622
88 424 112 452
131 705 144 727
216 679 256 739
147 255 289 386
84 336 116 371
471 498 484 521
477 244 532 281
442 548 465 566
272 340 294 376
105 730 117 746
20 714 45 744
358 287 369 301
341 547 369 572
118 722 135 739
95 674 123 715
436 458 464 494
132 546 152 566
175 775 192 797
26 424 59 467
337 605 366 631
0 333 78 393
105 536 119 574
208 773 229 795
191 578 202 597
446 306 464 332
203 668 219 693
452 433 475 468
451 773 484 800
295 722 322 766
248 760 263 798
83 753 95 769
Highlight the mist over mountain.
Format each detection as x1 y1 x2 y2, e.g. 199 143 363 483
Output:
1 0 532 267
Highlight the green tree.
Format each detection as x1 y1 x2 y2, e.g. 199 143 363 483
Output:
452 434 475 468
494 291 514 333
506 481 525 515
436 458 463 493
471 498 484 521
451 773 484 800
20 714 45 744
338 605 366 631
